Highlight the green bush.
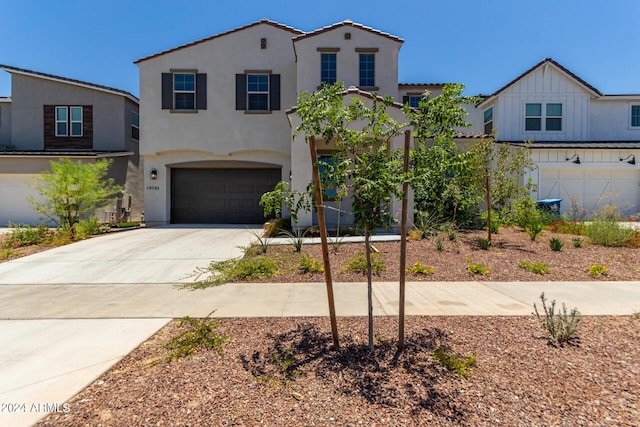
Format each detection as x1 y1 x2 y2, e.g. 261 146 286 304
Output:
478 237 491 250
467 259 491 275
232 257 278 280
3 223 51 247
432 346 477 377
344 252 385 275
151 311 228 365
585 219 634 247
518 260 550 275
73 216 108 240
299 254 323 273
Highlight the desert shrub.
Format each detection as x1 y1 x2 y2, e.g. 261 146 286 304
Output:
434 234 445 251
432 346 477 377
299 254 323 273
0 248 14 260
73 216 108 240
279 228 309 252
344 252 385 275
533 292 581 347
572 237 584 248
518 260 550 275
587 263 608 278
467 259 491 275
414 210 443 238
110 222 140 228
406 262 434 275
585 219 634 247
151 311 228 365
3 223 51 247
408 228 423 241
549 237 565 251
232 257 278 280
188 256 277 289
478 237 491 250
548 220 586 236
481 210 500 234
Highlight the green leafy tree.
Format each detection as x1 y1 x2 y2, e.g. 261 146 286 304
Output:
405 84 483 226
28 158 122 238
259 181 311 226
296 83 407 351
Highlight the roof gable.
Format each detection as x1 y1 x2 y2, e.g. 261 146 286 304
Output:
479 58 602 107
135 19 303 64
293 19 403 44
0 64 138 103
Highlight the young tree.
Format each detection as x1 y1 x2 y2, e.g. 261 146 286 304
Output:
28 158 122 238
405 84 482 226
294 83 407 352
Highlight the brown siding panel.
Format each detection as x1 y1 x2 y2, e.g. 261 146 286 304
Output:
44 105 93 149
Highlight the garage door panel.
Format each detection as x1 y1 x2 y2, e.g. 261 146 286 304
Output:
539 168 639 215
171 168 281 224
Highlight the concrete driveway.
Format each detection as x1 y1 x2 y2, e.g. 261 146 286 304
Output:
0 225 259 427
0 225 258 285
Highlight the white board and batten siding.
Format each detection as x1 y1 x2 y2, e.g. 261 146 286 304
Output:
532 150 640 216
495 65 591 142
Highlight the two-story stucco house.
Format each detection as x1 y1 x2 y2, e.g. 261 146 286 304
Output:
136 19 417 227
479 58 640 215
0 65 143 226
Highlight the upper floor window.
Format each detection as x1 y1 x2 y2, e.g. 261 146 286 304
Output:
321 53 337 84
131 111 140 140
631 105 640 128
484 107 493 135
408 95 421 108
161 72 207 111
247 74 270 111
525 103 562 132
173 73 195 110
55 106 83 137
359 53 375 88
235 72 280 112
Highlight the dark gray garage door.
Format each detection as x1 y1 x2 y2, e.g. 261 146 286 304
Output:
171 168 281 224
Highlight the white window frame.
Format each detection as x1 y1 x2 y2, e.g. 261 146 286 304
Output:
173 73 196 110
630 104 640 129
525 102 563 132
55 106 68 136
70 106 83 137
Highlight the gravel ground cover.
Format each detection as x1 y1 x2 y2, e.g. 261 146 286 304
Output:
38 316 640 426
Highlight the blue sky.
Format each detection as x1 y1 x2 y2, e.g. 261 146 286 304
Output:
1 0 639 98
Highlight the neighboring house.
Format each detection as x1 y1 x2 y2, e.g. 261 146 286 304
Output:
0 65 143 226
479 58 640 216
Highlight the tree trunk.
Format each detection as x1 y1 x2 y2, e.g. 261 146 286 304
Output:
398 130 410 351
308 136 340 349
365 225 374 352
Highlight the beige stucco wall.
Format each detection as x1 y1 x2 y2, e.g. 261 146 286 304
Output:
138 22 298 224
0 100 11 146
294 26 402 98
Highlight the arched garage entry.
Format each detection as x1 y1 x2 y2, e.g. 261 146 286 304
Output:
169 161 282 224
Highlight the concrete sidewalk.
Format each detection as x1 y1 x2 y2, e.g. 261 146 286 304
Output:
1 280 639 426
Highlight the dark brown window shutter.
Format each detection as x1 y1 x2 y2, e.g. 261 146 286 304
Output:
196 73 207 110
235 74 246 110
162 73 173 109
269 74 281 111
402 96 409 104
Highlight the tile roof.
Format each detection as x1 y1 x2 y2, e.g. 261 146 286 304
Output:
398 83 448 87
293 19 403 44
285 85 406 115
135 19 304 64
478 58 603 107
0 65 138 103
0 150 134 157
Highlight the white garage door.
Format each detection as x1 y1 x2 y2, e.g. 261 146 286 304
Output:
0 174 43 226
539 168 639 215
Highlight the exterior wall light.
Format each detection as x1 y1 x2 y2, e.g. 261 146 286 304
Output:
150 168 158 180
565 154 580 164
619 154 636 165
